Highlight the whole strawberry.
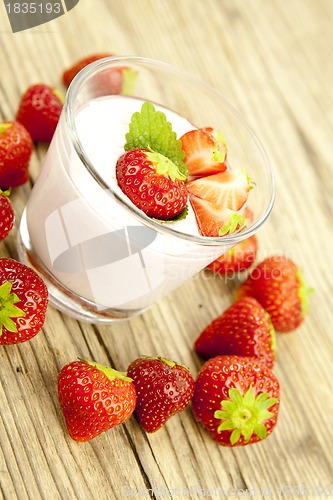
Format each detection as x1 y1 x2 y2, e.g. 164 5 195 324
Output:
58 360 137 442
62 53 113 87
16 84 64 142
0 121 33 189
127 356 195 432
235 255 312 332
116 148 188 220
62 53 136 96
194 297 276 369
0 190 15 241
0 258 48 345
192 355 280 446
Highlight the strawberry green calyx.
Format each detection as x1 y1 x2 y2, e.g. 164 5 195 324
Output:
265 311 277 354
143 355 176 368
52 89 65 105
80 359 133 382
125 101 188 178
241 168 255 191
145 151 187 182
0 123 12 134
296 269 314 316
142 355 190 371
212 130 227 162
0 189 11 198
0 281 26 334
219 213 245 236
214 386 277 445
121 68 137 95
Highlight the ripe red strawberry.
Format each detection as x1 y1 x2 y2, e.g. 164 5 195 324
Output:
62 53 137 96
116 148 188 220
206 234 258 274
192 355 280 446
62 53 113 87
0 258 48 345
187 169 250 211
127 356 195 433
194 297 276 369
0 190 15 241
58 360 136 442
180 128 227 178
189 195 245 237
0 121 33 189
16 84 64 142
235 255 312 332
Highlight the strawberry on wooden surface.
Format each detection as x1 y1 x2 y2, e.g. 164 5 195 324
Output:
206 234 258 275
0 258 48 345
194 297 276 369
62 53 137 96
206 206 257 273
58 360 137 442
127 356 195 433
180 127 227 179
235 255 313 332
0 190 15 241
62 53 113 87
191 355 280 446
0 121 33 189
16 84 64 143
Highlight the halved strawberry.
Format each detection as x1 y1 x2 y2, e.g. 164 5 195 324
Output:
190 195 245 237
180 128 227 179
187 169 250 212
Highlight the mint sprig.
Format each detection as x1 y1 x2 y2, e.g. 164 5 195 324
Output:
124 102 188 179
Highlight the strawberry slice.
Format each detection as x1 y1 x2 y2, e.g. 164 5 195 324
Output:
190 195 245 237
187 169 250 212
180 128 227 178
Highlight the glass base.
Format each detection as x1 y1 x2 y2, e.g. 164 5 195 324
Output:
17 209 147 324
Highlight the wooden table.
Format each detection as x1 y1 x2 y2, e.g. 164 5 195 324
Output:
1 1 333 498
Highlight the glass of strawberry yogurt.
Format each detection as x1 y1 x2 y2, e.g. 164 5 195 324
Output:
18 56 274 323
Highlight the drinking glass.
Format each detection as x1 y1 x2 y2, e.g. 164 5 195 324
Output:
18 56 274 323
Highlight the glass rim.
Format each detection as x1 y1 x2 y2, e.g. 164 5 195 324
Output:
64 55 275 246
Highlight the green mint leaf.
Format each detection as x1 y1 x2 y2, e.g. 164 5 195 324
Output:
124 101 188 179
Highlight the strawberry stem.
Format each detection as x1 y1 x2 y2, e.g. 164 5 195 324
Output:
296 269 314 316
52 89 65 105
121 68 137 95
0 123 13 134
219 213 245 236
214 386 277 445
145 150 187 182
0 281 26 334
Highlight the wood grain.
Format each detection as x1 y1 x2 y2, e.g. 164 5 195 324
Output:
1 0 333 498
